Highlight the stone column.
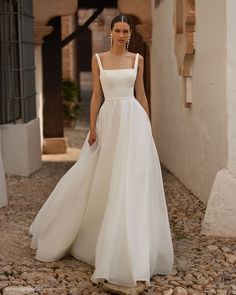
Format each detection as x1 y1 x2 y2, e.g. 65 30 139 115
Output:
34 23 53 148
33 0 78 154
135 24 152 48
42 17 64 139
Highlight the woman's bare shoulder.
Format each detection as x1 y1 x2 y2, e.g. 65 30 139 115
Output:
126 52 136 58
96 51 111 57
92 51 110 58
127 52 144 61
136 52 144 59
135 53 144 66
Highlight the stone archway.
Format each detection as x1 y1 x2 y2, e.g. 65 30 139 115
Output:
33 0 78 153
34 0 78 45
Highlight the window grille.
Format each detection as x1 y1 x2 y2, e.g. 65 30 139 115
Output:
0 0 36 124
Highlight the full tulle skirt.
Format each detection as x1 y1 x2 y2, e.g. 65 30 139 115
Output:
29 97 174 287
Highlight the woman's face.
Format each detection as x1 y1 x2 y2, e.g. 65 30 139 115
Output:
111 21 131 47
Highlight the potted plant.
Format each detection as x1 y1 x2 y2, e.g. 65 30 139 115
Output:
62 79 82 128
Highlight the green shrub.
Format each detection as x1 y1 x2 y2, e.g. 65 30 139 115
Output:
62 79 82 121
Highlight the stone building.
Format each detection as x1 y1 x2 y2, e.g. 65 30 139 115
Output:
0 0 78 207
0 0 236 237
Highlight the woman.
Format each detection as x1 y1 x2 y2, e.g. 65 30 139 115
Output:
29 14 174 288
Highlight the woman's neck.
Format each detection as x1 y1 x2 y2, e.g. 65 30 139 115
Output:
110 46 128 56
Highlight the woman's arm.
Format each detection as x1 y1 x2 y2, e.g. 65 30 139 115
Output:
134 54 150 118
88 55 103 145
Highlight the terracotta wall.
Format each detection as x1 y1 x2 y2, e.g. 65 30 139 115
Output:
62 15 77 80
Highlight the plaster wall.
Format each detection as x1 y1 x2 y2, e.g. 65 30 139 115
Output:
226 0 236 174
151 0 228 204
201 0 236 237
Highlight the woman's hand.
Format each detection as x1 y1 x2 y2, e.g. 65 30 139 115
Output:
88 130 97 146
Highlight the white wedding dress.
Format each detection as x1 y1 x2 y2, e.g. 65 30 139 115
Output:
29 53 174 287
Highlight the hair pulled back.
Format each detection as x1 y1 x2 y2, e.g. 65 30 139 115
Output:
110 14 132 30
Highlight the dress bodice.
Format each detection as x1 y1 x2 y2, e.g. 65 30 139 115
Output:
95 53 139 100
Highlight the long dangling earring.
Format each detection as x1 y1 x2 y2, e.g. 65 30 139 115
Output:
126 34 131 51
110 34 113 48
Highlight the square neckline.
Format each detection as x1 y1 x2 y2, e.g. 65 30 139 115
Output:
96 53 139 71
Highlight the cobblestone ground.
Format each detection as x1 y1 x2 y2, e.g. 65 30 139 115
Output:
1 127 236 295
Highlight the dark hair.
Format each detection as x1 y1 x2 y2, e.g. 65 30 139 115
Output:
111 14 132 30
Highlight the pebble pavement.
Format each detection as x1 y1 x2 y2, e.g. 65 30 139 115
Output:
0 128 236 295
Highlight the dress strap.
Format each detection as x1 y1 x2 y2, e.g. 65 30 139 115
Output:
95 53 103 71
134 53 139 71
